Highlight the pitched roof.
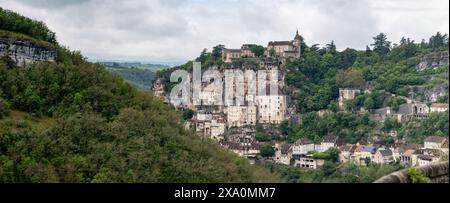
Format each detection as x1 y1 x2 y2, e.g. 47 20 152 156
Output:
295 138 313 145
322 135 339 143
431 103 449 108
268 41 292 46
363 146 377 153
339 144 355 152
425 136 447 143
418 154 434 161
280 144 292 154
379 149 393 157
403 149 415 156
224 49 242 53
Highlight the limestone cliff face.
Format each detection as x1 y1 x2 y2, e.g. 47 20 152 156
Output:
0 38 57 66
416 51 449 71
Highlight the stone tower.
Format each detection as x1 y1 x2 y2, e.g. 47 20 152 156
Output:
293 29 302 58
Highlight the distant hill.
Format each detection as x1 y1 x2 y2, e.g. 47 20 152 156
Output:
97 61 171 72
102 65 156 91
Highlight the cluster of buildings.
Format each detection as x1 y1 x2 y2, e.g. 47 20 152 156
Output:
183 65 287 140
338 88 449 123
221 30 302 63
273 135 339 169
271 135 448 169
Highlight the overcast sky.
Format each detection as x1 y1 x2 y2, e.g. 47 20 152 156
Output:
1 0 448 65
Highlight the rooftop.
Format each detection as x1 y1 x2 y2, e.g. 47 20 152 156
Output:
425 136 447 143
431 103 449 108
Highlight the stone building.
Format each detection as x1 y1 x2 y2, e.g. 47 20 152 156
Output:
266 30 302 58
222 44 256 63
338 88 361 109
256 95 286 124
294 155 325 169
226 105 257 127
292 138 315 156
274 143 292 165
424 136 447 150
222 30 302 63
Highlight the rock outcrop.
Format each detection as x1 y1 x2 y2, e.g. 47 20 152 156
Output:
425 85 448 103
416 51 449 72
0 38 57 66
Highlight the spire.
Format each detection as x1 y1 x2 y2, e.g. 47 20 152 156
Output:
294 28 301 40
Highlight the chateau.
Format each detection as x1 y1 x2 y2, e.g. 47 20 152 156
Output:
222 30 302 63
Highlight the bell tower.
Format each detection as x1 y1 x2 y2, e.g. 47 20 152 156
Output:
293 29 302 58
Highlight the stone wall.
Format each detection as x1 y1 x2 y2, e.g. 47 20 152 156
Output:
0 38 57 66
374 161 449 183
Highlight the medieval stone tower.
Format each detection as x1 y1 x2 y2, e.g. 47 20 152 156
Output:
293 29 302 58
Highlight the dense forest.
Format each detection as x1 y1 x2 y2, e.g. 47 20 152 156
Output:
0 8 281 183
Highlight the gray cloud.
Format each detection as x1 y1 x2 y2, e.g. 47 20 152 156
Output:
0 0 448 64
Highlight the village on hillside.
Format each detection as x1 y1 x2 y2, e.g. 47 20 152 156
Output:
152 30 449 170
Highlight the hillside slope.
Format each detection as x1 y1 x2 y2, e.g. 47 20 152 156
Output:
0 7 281 183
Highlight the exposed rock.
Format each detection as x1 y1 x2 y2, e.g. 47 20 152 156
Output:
416 51 449 72
0 38 57 66
424 85 448 103
338 88 361 109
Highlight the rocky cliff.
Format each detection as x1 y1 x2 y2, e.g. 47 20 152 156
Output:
0 38 57 66
416 51 449 72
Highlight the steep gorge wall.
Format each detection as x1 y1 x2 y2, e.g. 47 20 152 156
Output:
0 38 57 66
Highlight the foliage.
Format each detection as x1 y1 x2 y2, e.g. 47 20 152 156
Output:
250 45 265 57
104 65 156 91
371 33 391 56
266 161 403 183
336 69 365 88
286 111 375 144
260 145 275 158
407 168 432 183
0 97 10 118
0 11 282 182
311 148 339 162
182 109 194 120
0 7 57 44
398 112 449 144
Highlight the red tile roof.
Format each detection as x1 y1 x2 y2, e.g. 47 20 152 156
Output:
431 103 449 108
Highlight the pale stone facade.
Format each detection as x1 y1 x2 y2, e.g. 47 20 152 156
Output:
338 88 361 109
227 105 257 127
266 30 302 58
292 138 315 155
256 95 286 124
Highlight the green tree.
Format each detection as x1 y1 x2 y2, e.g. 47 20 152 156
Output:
250 45 265 57
260 145 275 158
0 97 10 118
269 48 276 57
371 33 391 56
428 32 448 49
336 69 365 88
211 45 225 61
408 168 431 183
182 109 194 120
